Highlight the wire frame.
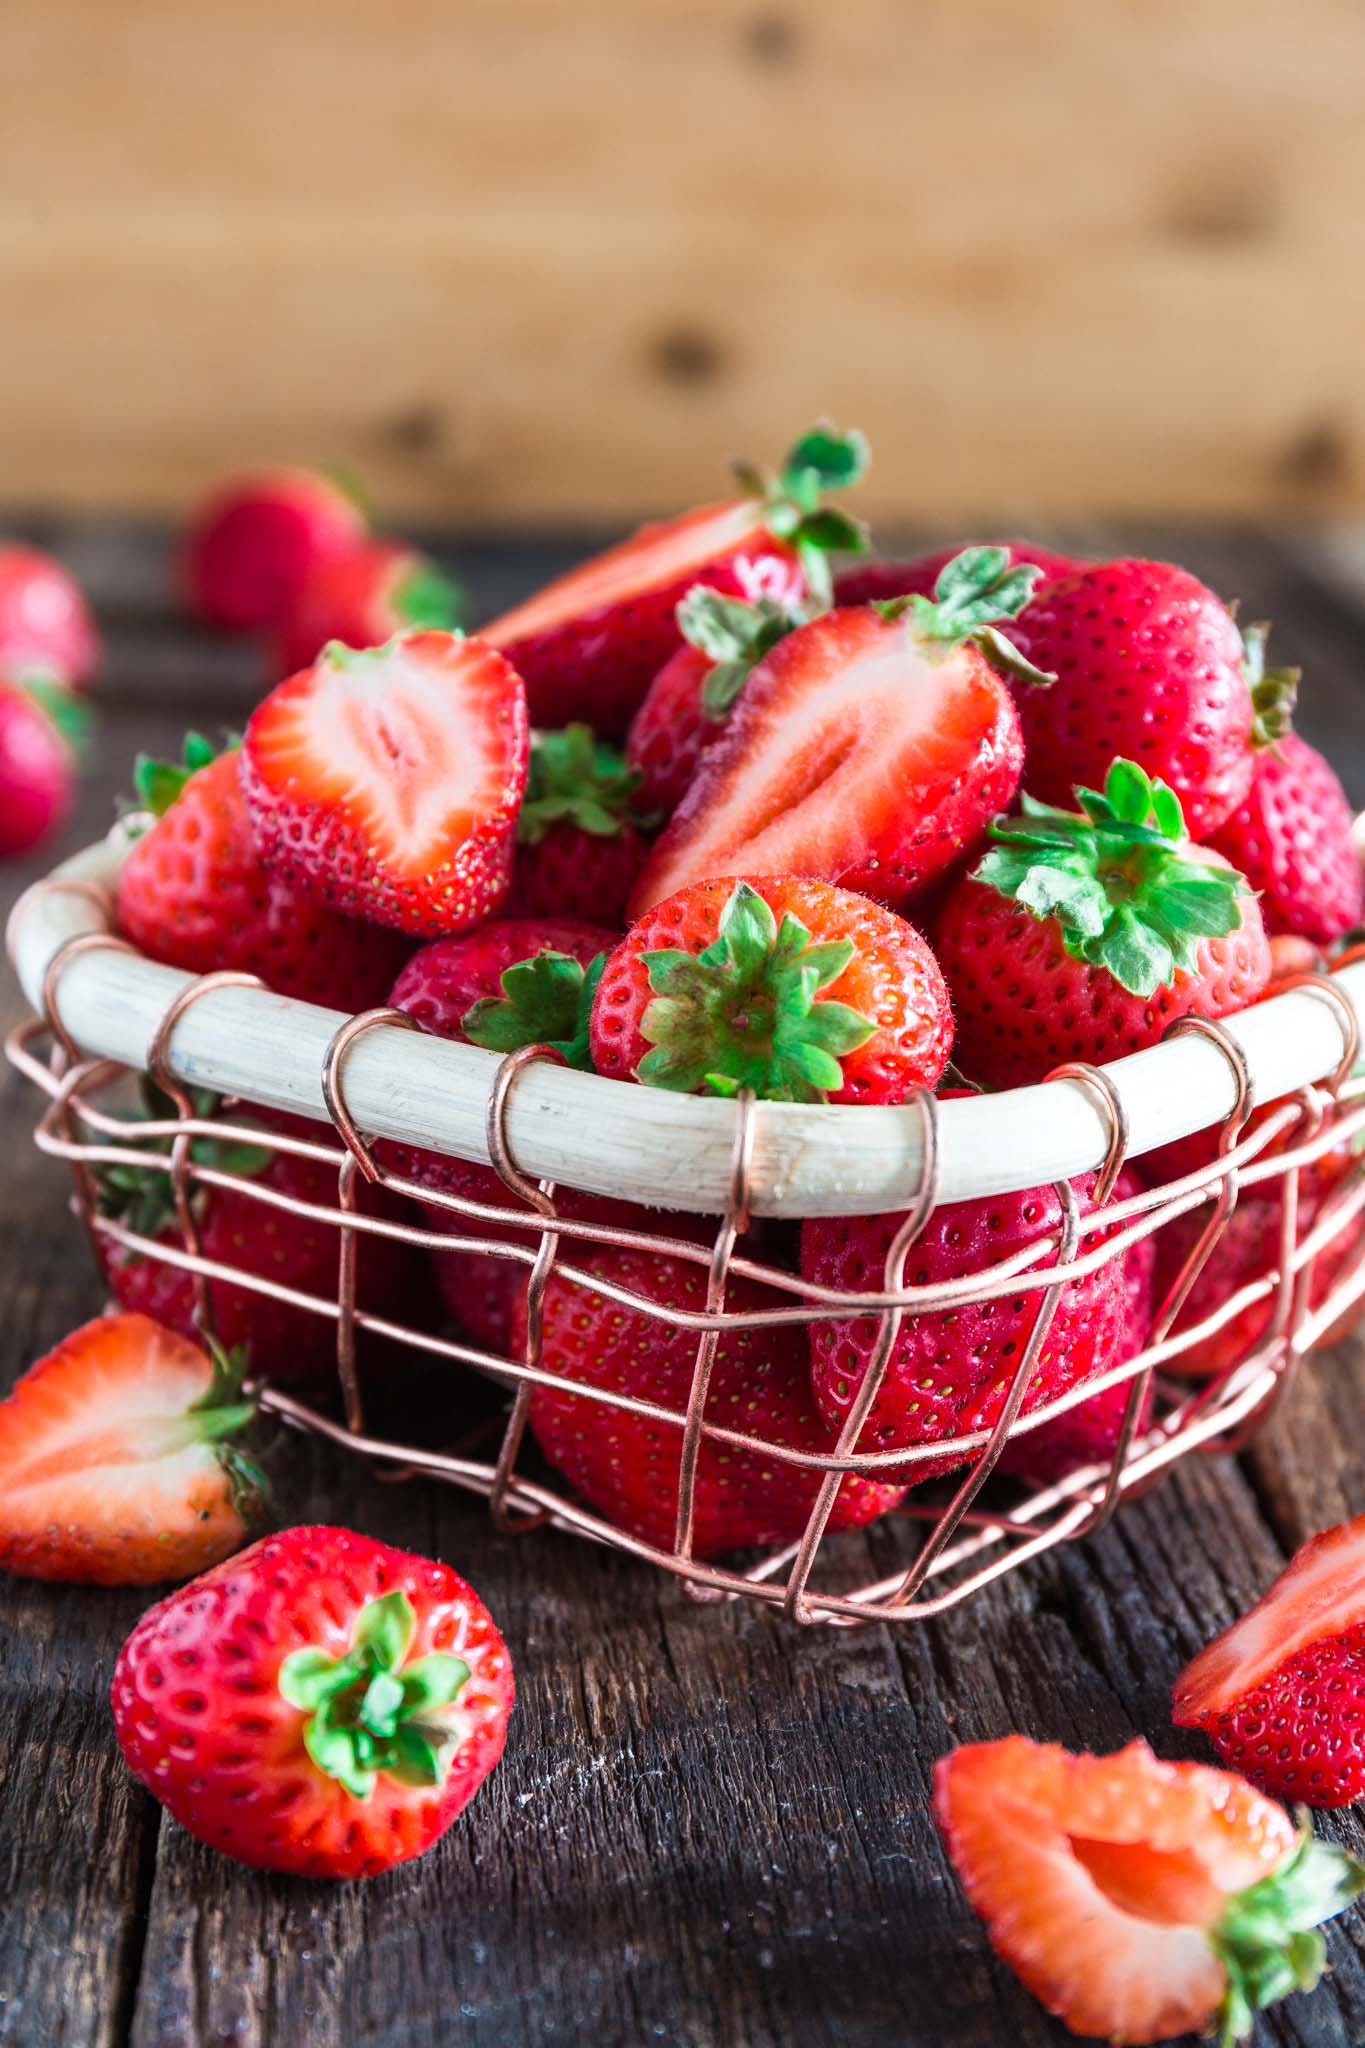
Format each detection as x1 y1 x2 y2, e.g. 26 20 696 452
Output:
7 939 1365 1626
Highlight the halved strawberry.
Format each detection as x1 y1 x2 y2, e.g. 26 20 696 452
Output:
935 1735 1364 2046
629 547 1046 917
0 1314 260 1586
240 630 529 937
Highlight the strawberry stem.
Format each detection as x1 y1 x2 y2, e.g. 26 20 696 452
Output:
732 422 871 608
676 585 809 721
517 724 656 844
462 949 605 1071
128 732 221 820
876 546 1055 686
1210 1821 1365 2045
1243 622 1300 749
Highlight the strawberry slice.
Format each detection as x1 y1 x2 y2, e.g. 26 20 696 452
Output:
0 1314 261 1586
241 629 529 938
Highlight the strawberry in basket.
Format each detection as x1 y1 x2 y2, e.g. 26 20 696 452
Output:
181 468 368 633
834 537 1086 607
936 758 1271 1090
935 1734 1364 2046
1174 1514 1365 1809
480 423 867 735
507 724 657 926
113 1525 513 1877
115 735 409 1006
1207 723 1364 945
273 538 465 676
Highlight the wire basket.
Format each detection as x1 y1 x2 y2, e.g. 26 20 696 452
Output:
8 827 1365 1626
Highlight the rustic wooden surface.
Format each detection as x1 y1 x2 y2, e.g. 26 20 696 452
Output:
2 522 1364 2048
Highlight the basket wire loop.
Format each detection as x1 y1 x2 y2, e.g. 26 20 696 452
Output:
1276 970 1362 1093
321 1006 419 1187
40 929 136 1073
485 1044 563 1536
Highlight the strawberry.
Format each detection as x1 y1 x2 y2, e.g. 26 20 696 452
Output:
591 876 952 1106
936 758 1271 1090
481 423 866 736
935 1734 1364 2046
181 469 368 632
241 630 529 939
98 1100 427 1384
1174 1515 1365 1810
835 538 1086 607
273 539 465 676
508 723 656 925
625 582 810 818
628 547 1048 917
1207 730 1363 945
0 674 87 857
1005 561 1293 839
0 543 100 686
114 736 409 1006
0 1314 260 1585
112 1525 513 1878
520 1233 905 1557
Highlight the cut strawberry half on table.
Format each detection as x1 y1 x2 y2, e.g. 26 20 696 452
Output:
629 546 1047 917
241 629 529 937
935 1735 1365 2046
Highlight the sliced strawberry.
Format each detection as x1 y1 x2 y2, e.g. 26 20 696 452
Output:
240 630 529 937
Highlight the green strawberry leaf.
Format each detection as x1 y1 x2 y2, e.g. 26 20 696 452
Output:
461 948 605 1071
1210 1823 1365 2046
393 560 465 632
873 547 1054 686
732 421 871 610
518 724 657 845
127 731 222 822
1242 622 1300 749
677 583 808 721
94 1083 274 1242
22 674 93 755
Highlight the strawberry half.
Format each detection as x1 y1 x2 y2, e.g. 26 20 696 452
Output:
935 1735 1364 2046
0 1313 260 1585
181 468 368 633
1174 1515 1365 1810
628 546 1048 917
241 630 529 938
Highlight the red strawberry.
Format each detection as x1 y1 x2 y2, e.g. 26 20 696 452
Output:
181 469 368 633
99 1102 427 1384
1006 561 1291 839
481 423 865 736
625 582 811 819
1207 730 1363 946
508 723 656 925
115 737 409 1006
241 630 529 939
0 543 100 686
629 548 1048 917
592 876 952 1106
803 1171 1126 1485
936 758 1271 1090
112 1525 513 1878
521 1233 905 1557
1174 1515 1365 1810
0 1314 259 1585
935 1734 1363 2046
0 675 85 857
274 539 464 676
835 538 1086 607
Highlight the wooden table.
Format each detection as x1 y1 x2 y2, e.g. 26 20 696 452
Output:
3 522 1364 2048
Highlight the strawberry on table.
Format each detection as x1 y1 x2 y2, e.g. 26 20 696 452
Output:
274 538 465 677
508 723 656 925
181 468 368 633
1207 729 1363 945
0 1313 260 1585
628 546 1048 917
115 735 409 1006
241 629 529 939
936 758 1271 1090
1174 1514 1365 1810
935 1734 1364 2046
0 543 100 687
112 1525 513 1878
0 674 88 858
591 876 953 1106
481 423 866 736
834 537 1086 607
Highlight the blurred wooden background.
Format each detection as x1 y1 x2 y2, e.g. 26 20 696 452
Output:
7 0 1365 527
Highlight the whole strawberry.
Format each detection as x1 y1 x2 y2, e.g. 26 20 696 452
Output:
274 538 465 676
630 547 1048 917
0 543 100 686
481 423 865 736
115 736 409 1005
241 630 529 938
1208 729 1363 945
0 1313 260 1586
835 538 1085 607
112 1525 513 1878
0 675 86 857
508 724 656 925
936 758 1271 1089
181 469 368 632
522 1233 905 1557
592 876 953 1106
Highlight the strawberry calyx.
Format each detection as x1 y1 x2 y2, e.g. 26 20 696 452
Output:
1210 1822 1365 2046
127 731 223 822
518 724 656 845
635 879 874 1102
462 949 606 1070
278 1588 470 1799
97 1080 274 1242
392 558 465 633
1242 622 1300 749
731 422 870 608
875 546 1055 687
677 585 810 721
974 757 1251 998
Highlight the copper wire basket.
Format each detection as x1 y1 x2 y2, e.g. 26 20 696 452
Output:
8 827 1365 1627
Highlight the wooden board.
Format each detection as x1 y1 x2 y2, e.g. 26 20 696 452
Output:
2 520 1365 2048
6 3 1365 525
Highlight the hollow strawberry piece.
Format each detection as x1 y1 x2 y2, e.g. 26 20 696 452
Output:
935 1735 1364 2046
241 630 529 938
